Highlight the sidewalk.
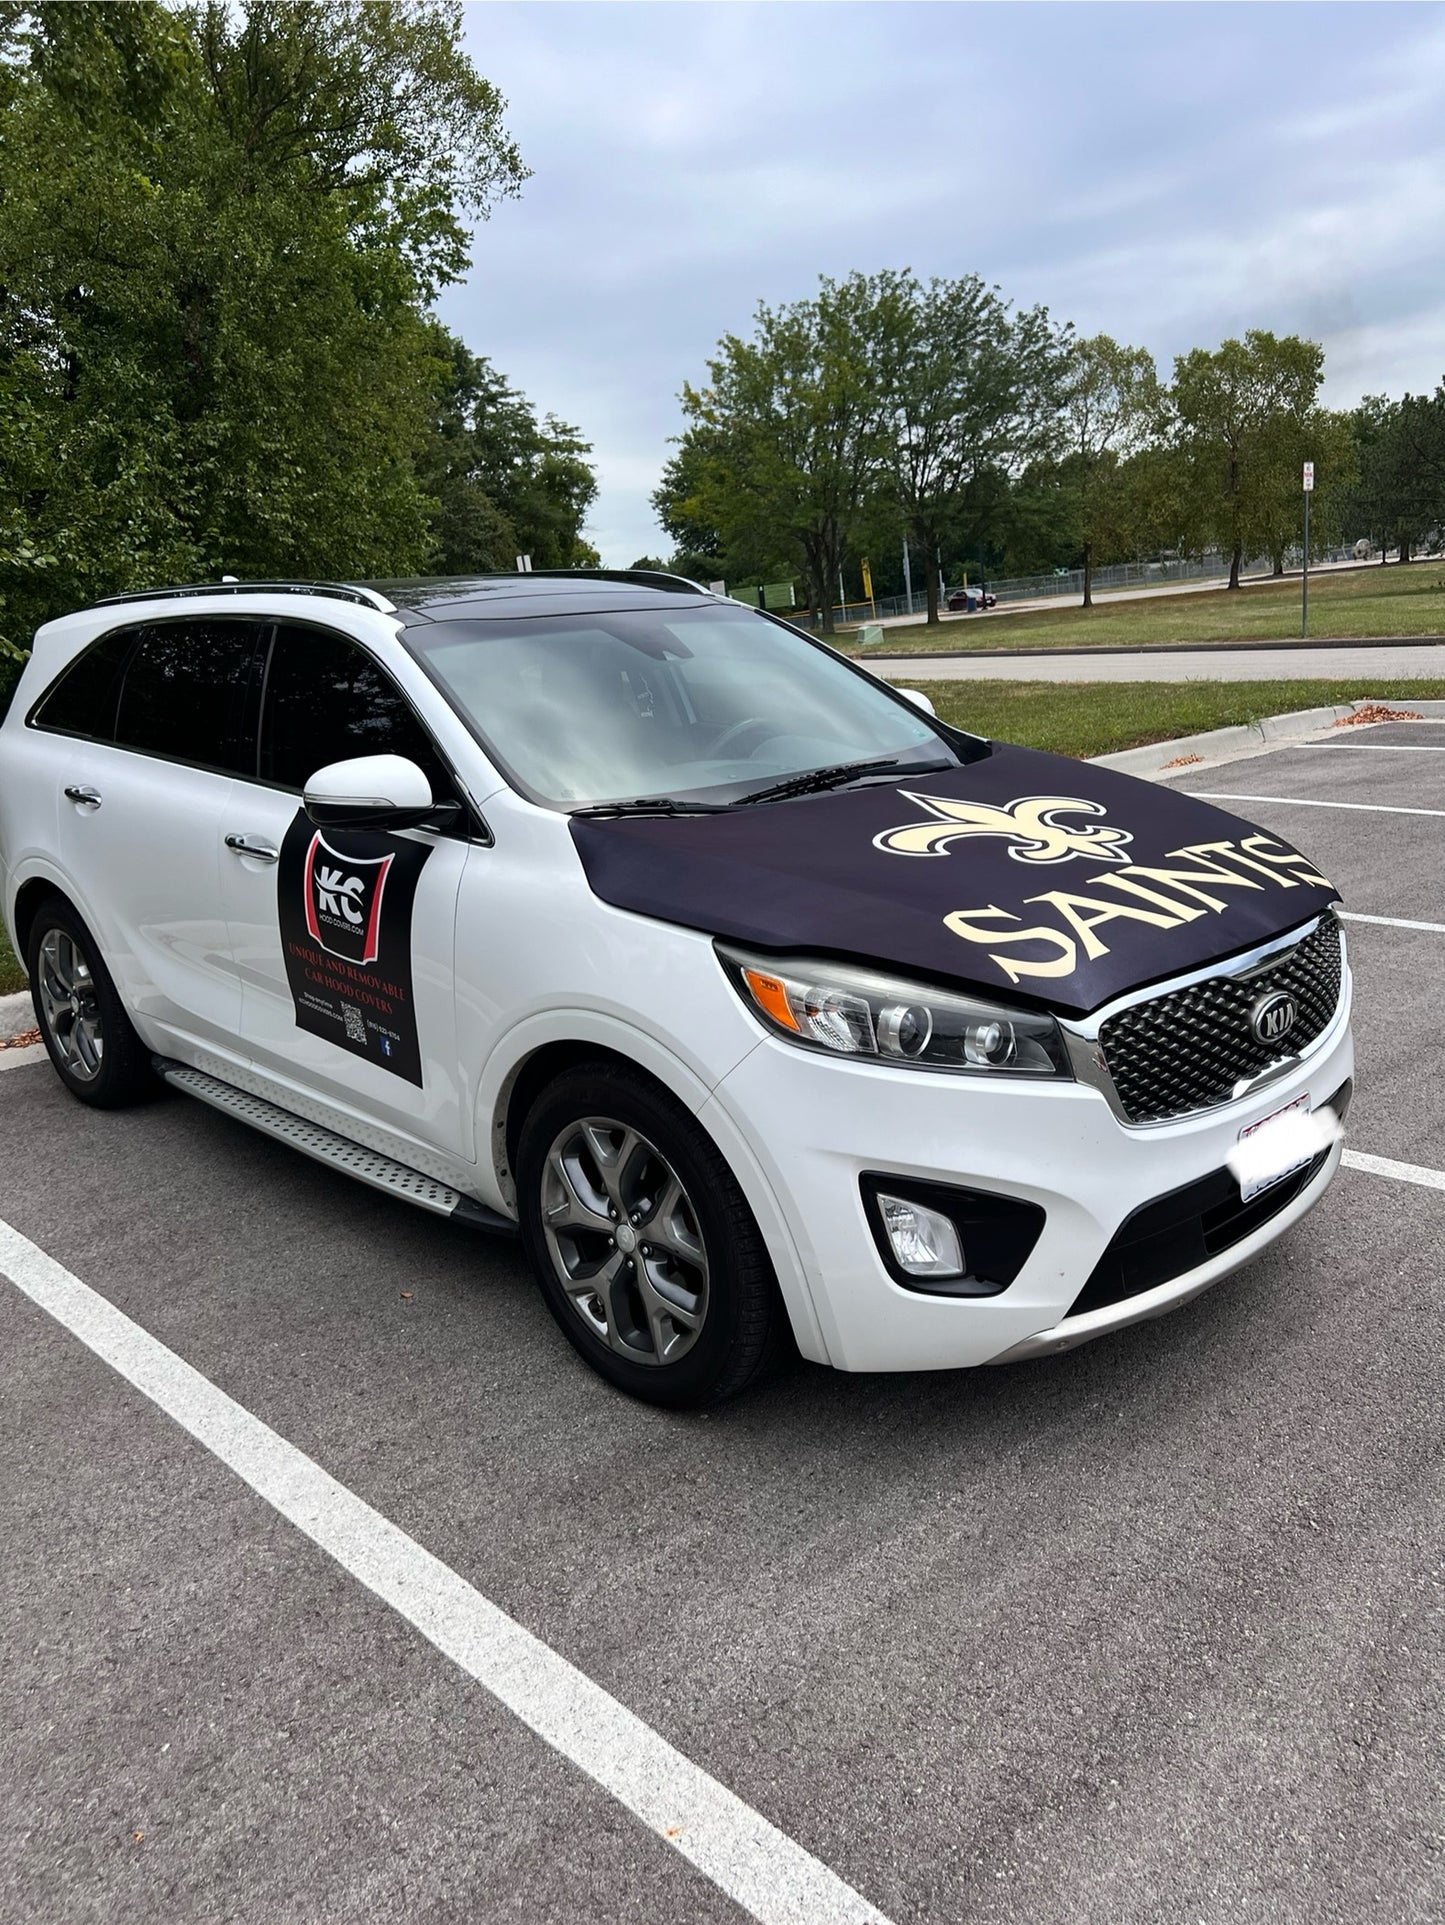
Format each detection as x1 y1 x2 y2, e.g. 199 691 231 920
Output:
876 640 1445 683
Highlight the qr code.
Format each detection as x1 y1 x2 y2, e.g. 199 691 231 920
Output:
341 1003 367 1045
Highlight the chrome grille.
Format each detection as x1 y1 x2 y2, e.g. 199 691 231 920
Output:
1097 913 1343 1124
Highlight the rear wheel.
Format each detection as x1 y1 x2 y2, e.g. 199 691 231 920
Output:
517 1064 784 1407
26 898 155 1108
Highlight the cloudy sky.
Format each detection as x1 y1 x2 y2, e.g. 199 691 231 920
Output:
439 1 1445 565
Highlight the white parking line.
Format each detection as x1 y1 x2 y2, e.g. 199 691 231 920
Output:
1292 742 1445 752
1342 1150 1445 1193
1338 911 1445 934
0 1216 892 1925
1196 792 1445 817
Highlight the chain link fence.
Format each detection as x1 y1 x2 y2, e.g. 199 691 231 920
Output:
783 544 1392 633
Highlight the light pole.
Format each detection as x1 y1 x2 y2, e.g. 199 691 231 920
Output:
1302 461 1314 639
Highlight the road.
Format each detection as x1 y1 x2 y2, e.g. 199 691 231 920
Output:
877 641 1445 682
1 726 1442 1924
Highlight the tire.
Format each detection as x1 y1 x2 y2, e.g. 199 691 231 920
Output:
516 1062 786 1408
26 896 157 1109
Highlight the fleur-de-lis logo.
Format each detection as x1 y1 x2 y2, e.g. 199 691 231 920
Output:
874 793 1134 865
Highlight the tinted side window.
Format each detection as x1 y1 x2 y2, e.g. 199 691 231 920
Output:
260 625 449 795
31 628 139 741
114 620 262 774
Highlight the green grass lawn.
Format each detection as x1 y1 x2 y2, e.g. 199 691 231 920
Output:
838 559 1445 656
918 677 1445 761
0 921 24 995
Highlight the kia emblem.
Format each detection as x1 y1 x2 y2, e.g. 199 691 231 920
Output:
1249 989 1299 1047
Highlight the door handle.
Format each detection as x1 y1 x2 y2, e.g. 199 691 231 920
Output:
225 833 279 863
64 784 102 809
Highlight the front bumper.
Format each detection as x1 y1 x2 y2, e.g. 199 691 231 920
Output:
702 967 1353 1373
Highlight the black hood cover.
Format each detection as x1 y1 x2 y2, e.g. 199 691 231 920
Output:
569 742 1339 1018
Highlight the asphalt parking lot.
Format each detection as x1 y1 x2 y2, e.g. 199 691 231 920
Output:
2 723 1442 1925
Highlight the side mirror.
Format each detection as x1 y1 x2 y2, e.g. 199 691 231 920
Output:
899 688 937 717
303 754 456 833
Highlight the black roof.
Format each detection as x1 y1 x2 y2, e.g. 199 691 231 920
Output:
369 569 713 625
85 570 718 626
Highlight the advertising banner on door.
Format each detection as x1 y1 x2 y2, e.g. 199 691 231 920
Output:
277 812 432 1085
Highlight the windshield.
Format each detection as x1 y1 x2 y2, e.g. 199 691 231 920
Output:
404 602 960 807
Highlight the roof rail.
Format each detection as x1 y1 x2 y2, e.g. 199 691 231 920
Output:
90 580 396 613
519 568 710 595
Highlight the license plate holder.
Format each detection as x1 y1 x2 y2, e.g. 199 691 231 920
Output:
1235 1093 1313 1202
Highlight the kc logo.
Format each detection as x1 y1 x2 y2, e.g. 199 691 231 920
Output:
315 866 365 924
875 793 1135 866
302 831 394 966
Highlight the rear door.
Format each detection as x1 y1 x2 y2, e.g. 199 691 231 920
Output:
40 616 266 1054
218 622 475 1164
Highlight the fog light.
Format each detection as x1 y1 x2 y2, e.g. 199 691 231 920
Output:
876 1192 964 1278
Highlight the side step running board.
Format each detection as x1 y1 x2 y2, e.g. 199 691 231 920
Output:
153 1058 516 1235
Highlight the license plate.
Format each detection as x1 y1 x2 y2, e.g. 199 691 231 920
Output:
1233 1094 1315 1202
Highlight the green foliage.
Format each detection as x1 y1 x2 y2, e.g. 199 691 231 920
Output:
875 272 1067 621
0 0 548 649
419 328 597 572
0 917 24 993
1169 330 1328 586
652 436 796 591
1348 386 1445 556
672 275 895 629
665 270 1067 626
1058 335 1163 601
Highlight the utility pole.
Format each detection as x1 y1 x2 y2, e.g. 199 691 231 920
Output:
902 535 912 614
1301 462 1314 639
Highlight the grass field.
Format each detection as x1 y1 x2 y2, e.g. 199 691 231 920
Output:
920 677 1445 759
838 559 1445 655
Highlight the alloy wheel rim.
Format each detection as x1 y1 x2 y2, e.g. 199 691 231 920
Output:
36 929 104 1083
540 1116 709 1367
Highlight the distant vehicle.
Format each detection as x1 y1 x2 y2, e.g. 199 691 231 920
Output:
946 586 998 613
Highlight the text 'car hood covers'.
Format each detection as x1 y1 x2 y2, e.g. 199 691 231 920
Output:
569 743 1340 1018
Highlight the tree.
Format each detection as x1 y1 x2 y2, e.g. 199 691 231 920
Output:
651 433 796 592
1249 407 1356 574
1349 388 1445 561
0 0 528 651
1169 331 1326 588
874 272 1067 623
1059 335 1161 605
672 276 890 631
419 330 597 572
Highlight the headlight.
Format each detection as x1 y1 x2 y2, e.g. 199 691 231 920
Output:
717 945 1072 1078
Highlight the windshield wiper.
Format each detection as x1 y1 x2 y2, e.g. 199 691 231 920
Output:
736 757 950 807
570 797 735 820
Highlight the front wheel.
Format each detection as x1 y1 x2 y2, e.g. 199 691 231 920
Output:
516 1064 785 1407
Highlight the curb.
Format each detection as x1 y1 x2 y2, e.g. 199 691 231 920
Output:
0 987 33 1039
860 633 1445 665
1089 698 1445 779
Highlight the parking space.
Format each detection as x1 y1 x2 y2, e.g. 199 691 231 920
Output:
2 722 1443 1925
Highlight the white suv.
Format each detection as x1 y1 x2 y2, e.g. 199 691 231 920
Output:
0 574 1353 1405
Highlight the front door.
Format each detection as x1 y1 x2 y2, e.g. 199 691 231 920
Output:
218 622 474 1168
